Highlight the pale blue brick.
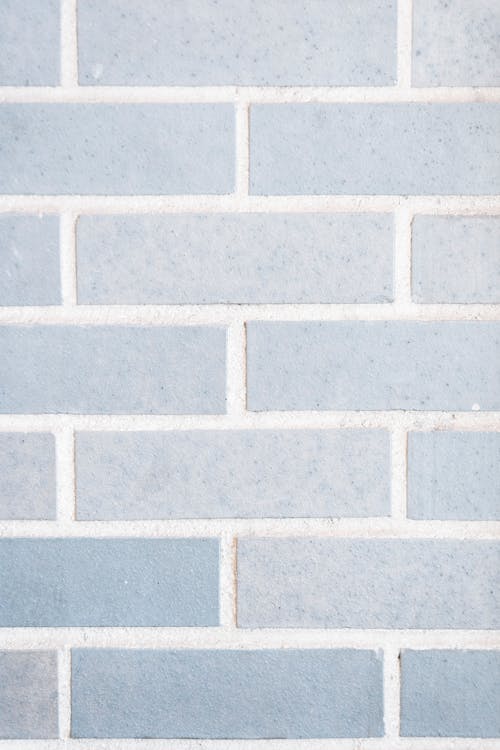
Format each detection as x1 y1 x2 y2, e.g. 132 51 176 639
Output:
412 216 500 303
71 648 383 738
0 433 56 520
0 538 219 626
408 432 500 520
413 0 500 86
246 321 500 411
78 0 396 86
0 325 226 414
0 215 60 305
76 213 394 304
75 429 390 520
0 104 234 195
237 539 499 628
250 104 500 195
0 651 58 739
0 1 59 85
401 650 500 737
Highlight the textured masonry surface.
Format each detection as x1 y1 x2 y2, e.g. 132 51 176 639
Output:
0 0 499 747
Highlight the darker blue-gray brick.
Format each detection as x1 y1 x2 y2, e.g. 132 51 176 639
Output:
71 648 383 738
0 538 219 626
0 325 226 414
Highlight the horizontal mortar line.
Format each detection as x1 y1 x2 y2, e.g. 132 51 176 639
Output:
0 195 499 214
1 85 500 103
0 519 498 539
0 628 498 650
1 740 500 750
0 303 499 324
0 412 499 431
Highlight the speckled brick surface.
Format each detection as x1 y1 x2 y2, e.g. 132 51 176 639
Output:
0 0 498 745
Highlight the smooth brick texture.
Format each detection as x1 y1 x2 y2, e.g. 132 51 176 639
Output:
0 1 59 85
408 431 500 521
0 433 56 520
0 651 58 739
0 215 60 305
412 216 500 303
75 430 390 520
76 214 394 304
413 0 500 85
250 104 500 195
0 539 219 626
78 0 396 86
237 539 499 628
401 650 500 737
246 321 500 411
71 648 383 738
0 104 234 195
0 326 226 414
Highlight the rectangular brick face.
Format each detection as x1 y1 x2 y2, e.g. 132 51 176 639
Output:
246 321 500 412
250 104 500 195
71 649 384 738
0 539 219 626
401 650 500 737
76 214 394 304
77 0 397 86
0 651 58 739
237 538 499 628
0 433 56 520
0 104 234 194
0 326 226 414
75 429 391 519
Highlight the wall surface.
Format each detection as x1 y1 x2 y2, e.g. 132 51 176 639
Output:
0 0 499 747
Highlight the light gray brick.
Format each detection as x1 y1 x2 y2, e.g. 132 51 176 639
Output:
237 539 499 628
75 429 390 520
0 325 226 414
0 1 59 85
412 216 500 303
76 213 394 304
0 538 219 626
0 215 60 305
408 431 500 520
401 650 500 737
77 0 396 86
250 104 500 195
413 0 500 86
0 651 58 739
0 104 234 195
0 433 56 520
246 321 500 411
71 648 383 738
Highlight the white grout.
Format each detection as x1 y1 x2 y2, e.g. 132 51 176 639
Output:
1 738 500 750
1 628 498 650
0 518 498 539
59 213 78 306
226 323 247 416
219 534 237 628
0 195 499 213
0 302 499 324
383 645 401 738
0 411 499 432
55 427 76 522
391 430 408 521
1 86 500 104
57 649 72 739
60 0 78 89
393 208 413 307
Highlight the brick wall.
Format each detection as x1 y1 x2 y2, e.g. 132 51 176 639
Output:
0 0 499 746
